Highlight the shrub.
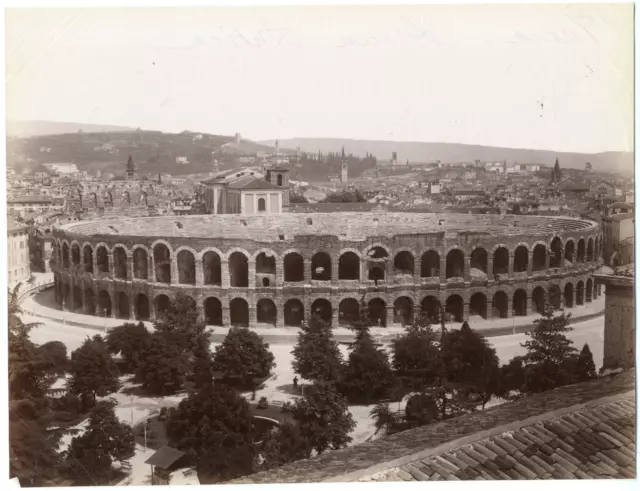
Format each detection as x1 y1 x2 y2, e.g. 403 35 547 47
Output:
257 397 268 410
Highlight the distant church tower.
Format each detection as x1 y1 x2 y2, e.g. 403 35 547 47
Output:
125 155 136 181
211 151 219 175
340 147 348 183
275 139 280 156
266 167 290 210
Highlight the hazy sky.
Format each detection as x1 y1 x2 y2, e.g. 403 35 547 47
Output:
5 4 634 153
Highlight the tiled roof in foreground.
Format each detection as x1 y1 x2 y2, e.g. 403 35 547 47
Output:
231 371 635 483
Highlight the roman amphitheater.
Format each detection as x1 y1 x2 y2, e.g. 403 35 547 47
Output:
52 213 603 328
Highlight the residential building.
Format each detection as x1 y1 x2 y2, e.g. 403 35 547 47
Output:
7 219 31 286
602 212 634 266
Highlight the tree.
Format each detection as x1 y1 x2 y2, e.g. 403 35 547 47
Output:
499 356 526 400
567 343 597 383
136 333 188 395
339 327 395 403
521 308 577 393
68 335 119 411
38 341 68 377
289 193 309 204
585 161 592 171
369 403 396 436
291 314 343 383
552 157 562 182
404 393 439 427
284 381 356 455
322 189 366 203
65 400 135 484
212 327 275 387
259 421 310 470
166 383 256 481
105 322 151 373
192 334 215 389
154 292 206 354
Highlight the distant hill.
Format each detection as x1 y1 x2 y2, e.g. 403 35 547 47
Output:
7 120 138 137
267 138 634 176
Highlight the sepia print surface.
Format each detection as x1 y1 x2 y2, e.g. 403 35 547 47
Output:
5 3 635 487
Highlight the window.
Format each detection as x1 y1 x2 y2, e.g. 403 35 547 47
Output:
258 198 266 212
277 174 283 186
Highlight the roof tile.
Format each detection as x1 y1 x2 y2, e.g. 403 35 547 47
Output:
404 464 430 481
492 436 520 454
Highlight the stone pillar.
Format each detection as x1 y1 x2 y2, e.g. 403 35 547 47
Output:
599 275 634 371
487 255 494 277
526 295 533 316
527 252 533 276
331 256 339 284
331 306 339 327
304 259 311 283
508 255 514 278
81 287 87 313
275 258 284 287
462 301 470 322
195 259 204 286
126 256 133 280
464 257 470 281
413 258 421 284
506 294 513 318
439 256 447 283
171 258 178 285
129 296 135 320
148 255 155 282
221 259 230 288
250 305 257 327
222 306 231 327
544 250 550 271
248 262 256 288
276 299 285 329
385 306 394 328
195 296 204 323
107 253 114 275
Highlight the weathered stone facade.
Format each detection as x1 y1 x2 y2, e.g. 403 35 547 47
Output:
51 213 602 327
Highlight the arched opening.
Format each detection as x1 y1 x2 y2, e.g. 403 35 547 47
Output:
550 237 563 268
229 252 249 287
469 292 487 320
564 283 574 308
135 294 150 321
421 250 440 278
367 247 388 281
586 238 594 262
445 295 464 323
230 298 249 327
338 298 360 327
492 291 508 319
493 247 509 275
394 251 415 276
277 174 283 186
96 246 109 273
85 289 95 315
311 252 331 281
586 278 593 303
576 281 585 305
256 252 276 287
98 291 112 317
203 251 222 285
394 297 414 325
258 198 266 212
177 250 196 285
532 286 545 314
154 295 171 320
83 246 94 273
311 298 332 324
71 244 81 266
284 299 304 327
257 298 277 325
283 252 304 282
72 286 82 311
153 244 172 283
133 248 148 280
577 239 585 263
532 244 547 271
62 243 70 269
549 285 561 310
513 245 528 273
421 296 441 323
446 249 465 279
368 298 387 327
113 247 128 279
204 297 223 326
470 248 487 273
513 289 527 316
116 292 130 319
564 241 575 265
339 252 360 280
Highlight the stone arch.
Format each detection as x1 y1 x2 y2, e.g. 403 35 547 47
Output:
229 251 249 287
532 243 547 272
257 298 277 325
366 246 389 281
469 292 487 320
113 246 128 279
72 285 83 311
339 251 360 280
532 286 545 313
339 298 361 326
393 250 415 276
154 294 171 319
393 296 414 325
132 247 149 280
116 291 130 319
577 238 585 263
576 281 585 305
284 298 304 327
283 251 304 282
445 294 464 322
71 243 81 266
446 248 465 279
83 245 94 273
177 249 196 285
368 298 387 327
586 278 593 303
135 293 150 321
202 250 222 286
470 247 488 273
493 246 509 275
564 283 574 308
96 245 110 273
513 289 527 316
62 242 70 269
550 236 563 268
549 284 562 310
98 290 112 317
492 291 508 318
204 297 223 326
586 237 594 262
256 250 277 287
311 252 332 281
420 295 441 322
564 240 575 264
85 288 95 315
421 250 440 278
230 298 249 326
153 243 172 283
513 245 528 273
311 298 332 324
